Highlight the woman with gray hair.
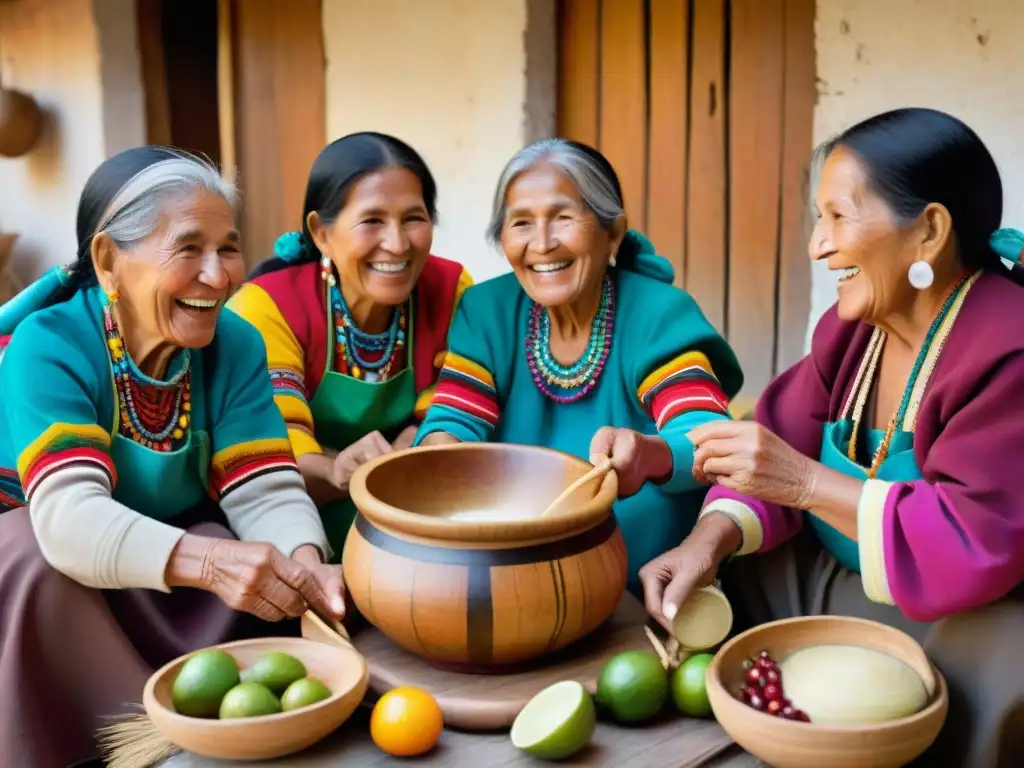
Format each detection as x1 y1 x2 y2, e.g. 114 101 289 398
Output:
0 146 341 767
416 139 744 589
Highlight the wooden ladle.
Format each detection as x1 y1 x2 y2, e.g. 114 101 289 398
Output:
539 454 614 517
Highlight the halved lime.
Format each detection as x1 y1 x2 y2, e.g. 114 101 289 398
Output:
511 681 596 760
671 585 733 651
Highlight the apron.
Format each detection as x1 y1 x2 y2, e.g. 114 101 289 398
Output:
810 421 921 573
309 296 417 561
108 351 211 520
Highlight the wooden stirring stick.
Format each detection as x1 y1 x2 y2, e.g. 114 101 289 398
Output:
302 607 356 651
539 455 614 517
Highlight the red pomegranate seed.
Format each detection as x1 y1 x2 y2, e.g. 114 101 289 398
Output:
763 683 783 702
755 657 776 670
748 694 766 711
781 705 797 719
746 667 764 685
766 700 783 716
794 710 811 722
764 668 781 685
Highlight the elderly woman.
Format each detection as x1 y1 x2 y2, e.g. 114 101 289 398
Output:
416 139 744 587
0 147 342 767
639 108 1024 767
227 133 471 558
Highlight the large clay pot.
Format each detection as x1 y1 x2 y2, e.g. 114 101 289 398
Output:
0 89 42 158
344 443 627 671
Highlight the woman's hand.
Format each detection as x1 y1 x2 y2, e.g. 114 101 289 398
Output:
589 427 673 498
292 544 346 621
391 425 418 451
638 511 742 632
166 535 339 622
329 430 394 494
688 421 817 510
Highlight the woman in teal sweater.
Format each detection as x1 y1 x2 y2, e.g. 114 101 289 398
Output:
416 139 744 589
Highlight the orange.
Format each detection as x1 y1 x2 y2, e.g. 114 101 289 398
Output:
369 686 444 757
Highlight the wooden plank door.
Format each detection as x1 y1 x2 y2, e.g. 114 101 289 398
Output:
556 0 816 402
229 0 326 266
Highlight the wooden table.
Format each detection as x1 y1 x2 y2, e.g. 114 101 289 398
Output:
163 707 762 767
163 593 765 767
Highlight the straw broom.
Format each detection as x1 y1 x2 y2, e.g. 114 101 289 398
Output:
97 708 180 768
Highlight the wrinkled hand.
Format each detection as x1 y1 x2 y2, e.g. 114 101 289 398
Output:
392 425 418 451
202 540 338 622
589 427 673 498
330 430 394 494
688 421 816 509
292 544 346 621
638 512 741 632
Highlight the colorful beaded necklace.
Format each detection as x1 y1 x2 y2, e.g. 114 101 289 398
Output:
525 274 615 403
845 271 974 477
103 301 191 452
329 282 406 382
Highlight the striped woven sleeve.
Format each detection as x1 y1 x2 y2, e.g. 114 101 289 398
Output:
414 292 499 445
206 312 301 500
631 292 741 495
226 282 321 458
0 317 117 502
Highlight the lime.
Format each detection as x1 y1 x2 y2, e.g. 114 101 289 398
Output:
670 586 733 651
671 653 714 717
281 677 333 711
242 652 307 696
218 681 282 718
171 649 241 718
511 681 596 760
595 651 669 723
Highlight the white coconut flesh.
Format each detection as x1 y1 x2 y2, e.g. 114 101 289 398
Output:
779 644 929 725
671 587 734 651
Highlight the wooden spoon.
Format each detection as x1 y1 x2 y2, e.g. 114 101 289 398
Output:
539 455 614 517
301 608 356 651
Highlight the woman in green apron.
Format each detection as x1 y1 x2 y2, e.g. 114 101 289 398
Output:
637 108 1024 767
228 132 471 560
0 147 340 766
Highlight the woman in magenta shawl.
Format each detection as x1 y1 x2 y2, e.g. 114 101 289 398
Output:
638 108 1024 767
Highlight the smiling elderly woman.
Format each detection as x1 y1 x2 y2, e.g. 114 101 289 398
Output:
415 139 743 588
0 147 341 767
639 109 1024 767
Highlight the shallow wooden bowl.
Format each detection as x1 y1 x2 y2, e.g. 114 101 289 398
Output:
143 636 368 760
345 442 626 671
706 615 949 768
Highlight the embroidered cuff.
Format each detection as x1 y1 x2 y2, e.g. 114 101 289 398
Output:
857 478 895 606
699 499 763 556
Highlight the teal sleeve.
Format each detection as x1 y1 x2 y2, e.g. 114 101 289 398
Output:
206 312 301 499
630 286 744 495
0 310 115 500
414 292 500 445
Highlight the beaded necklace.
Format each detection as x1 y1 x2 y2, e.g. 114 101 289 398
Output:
845 271 973 477
525 274 615 403
103 302 191 452
329 282 406 382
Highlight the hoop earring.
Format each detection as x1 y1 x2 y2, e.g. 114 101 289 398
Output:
320 254 336 287
908 261 934 290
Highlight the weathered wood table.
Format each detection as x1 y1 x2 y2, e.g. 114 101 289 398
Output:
163 708 762 767
164 593 765 767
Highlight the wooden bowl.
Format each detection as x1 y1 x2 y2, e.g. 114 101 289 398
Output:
143 636 368 760
706 616 949 768
345 442 626 671
0 89 43 157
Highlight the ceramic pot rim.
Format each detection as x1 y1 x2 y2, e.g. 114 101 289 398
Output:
348 442 620 543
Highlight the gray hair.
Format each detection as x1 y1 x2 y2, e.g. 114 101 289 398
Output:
486 138 624 244
95 150 238 250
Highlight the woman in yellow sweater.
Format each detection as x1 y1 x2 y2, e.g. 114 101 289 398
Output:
228 132 471 559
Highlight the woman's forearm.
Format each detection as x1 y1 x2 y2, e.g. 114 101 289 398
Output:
803 461 863 540
418 431 461 447
297 450 343 505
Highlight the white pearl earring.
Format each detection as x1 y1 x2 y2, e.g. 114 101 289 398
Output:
908 261 934 290
320 254 336 286
609 253 617 268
